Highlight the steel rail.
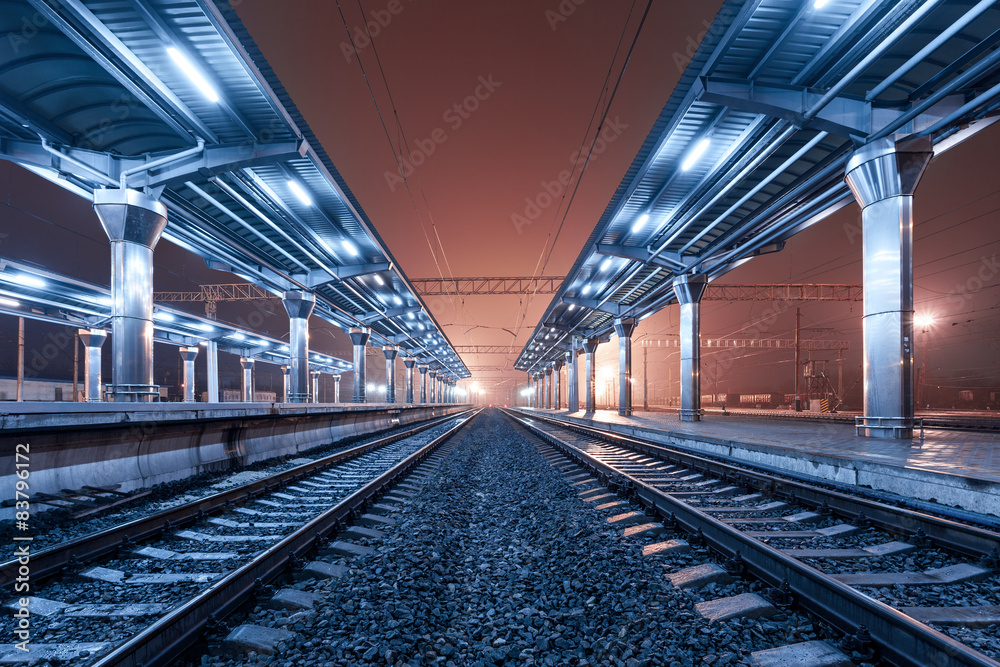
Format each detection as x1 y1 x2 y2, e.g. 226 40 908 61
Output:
513 411 1000 557
90 408 480 667
507 410 1000 667
0 410 472 589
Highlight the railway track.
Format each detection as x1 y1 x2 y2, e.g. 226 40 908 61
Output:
2 409 478 666
505 409 1000 667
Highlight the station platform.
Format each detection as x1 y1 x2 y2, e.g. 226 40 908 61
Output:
0 403 470 521
519 408 1000 517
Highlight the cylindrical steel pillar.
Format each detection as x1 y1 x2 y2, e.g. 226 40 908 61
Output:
178 345 198 403
383 346 397 403
240 357 255 402
333 374 341 403
845 136 932 438
349 327 371 403
281 365 290 403
544 367 552 410
92 189 167 402
614 318 637 417
403 357 416 404
282 292 315 403
553 360 563 410
205 340 219 402
311 370 320 404
429 370 437 404
566 343 579 412
674 274 708 421
437 375 444 403
78 329 107 402
418 365 428 403
584 338 600 413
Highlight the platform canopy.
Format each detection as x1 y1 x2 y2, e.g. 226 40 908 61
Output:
0 257 353 374
0 0 467 380
516 0 1000 373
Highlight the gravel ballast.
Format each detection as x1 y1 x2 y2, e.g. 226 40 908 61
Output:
194 409 839 667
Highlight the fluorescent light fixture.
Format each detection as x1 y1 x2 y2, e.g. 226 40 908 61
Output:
196 323 215 332
632 213 650 233
418 324 425 330
374 274 384 286
257 340 270 347
681 138 711 171
568 304 575 312
229 332 245 340
813 0 830 6
393 296 402 306
600 258 613 272
7 274 45 289
581 285 591 295
0 296 20 307
280 345 289 351
342 240 359 256
153 311 175 322
287 180 312 206
167 47 220 102
408 312 416 320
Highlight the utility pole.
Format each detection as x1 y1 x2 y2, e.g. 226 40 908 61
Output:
838 347 843 405
16 317 24 402
642 345 648 411
73 331 79 401
794 307 801 411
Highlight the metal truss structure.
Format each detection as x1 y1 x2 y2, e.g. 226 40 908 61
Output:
411 277 564 295
155 284 276 318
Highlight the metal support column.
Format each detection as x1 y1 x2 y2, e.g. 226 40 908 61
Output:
78 329 107 402
333 374 341 403
205 340 219 403
348 327 371 403
310 370 320 404
613 318 637 416
566 344 579 412
403 357 416 404
383 346 397 403
179 346 198 403
584 338 600 413
92 189 167 402
282 292 315 403
553 360 563 410
673 274 708 422
544 367 552 410
429 370 437 404
419 365 428 403
845 136 932 439
281 365 290 403
240 357 255 402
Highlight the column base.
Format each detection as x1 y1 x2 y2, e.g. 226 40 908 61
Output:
286 392 312 403
108 384 159 402
618 408 632 417
678 409 703 422
855 416 917 439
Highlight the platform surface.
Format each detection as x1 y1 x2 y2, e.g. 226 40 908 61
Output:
521 408 1000 516
539 408 1000 482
